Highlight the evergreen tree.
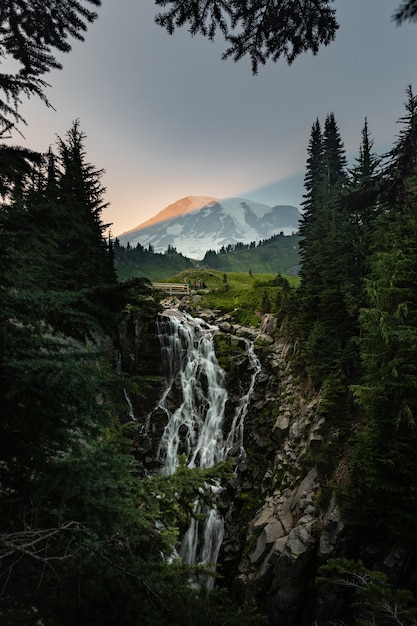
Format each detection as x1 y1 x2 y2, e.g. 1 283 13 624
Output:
0 147 46 294
203 249 218 267
322 113 348 188
155 0 338 73
348 118 379 188
0 124 265 625
0 1 101 134
0 144 41 195
393 0 417 24
349 87 417 543
155 0 417 72
344 118 381 311
298 118 325 331
55 120 116 289
298 113 354 387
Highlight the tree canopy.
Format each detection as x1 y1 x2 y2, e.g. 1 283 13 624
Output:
0 118 268 624
155 0 338 73
2 0 417 134
0 0 101 135
154 0 417 72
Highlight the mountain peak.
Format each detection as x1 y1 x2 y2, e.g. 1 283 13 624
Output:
117 196 301 260
120 196 218 235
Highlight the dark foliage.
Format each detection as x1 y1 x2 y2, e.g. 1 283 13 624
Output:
0 0 101 135
0 119 268 625
154 0 417 73
346 88 417 544
393 0 417 23
297 112 355 388
155 0 338 73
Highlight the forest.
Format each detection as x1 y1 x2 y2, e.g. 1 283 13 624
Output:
0 120 268 624
113 232 301 280
2 87 417 625
2 1 417 624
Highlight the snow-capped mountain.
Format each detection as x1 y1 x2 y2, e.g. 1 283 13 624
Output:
117 196 301 260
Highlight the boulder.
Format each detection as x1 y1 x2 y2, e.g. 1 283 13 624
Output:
250 518 285 564
261 314 278 335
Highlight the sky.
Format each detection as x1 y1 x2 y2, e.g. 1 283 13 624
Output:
9 0 417 237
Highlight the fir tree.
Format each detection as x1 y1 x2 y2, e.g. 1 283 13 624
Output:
345 118 381 311
155 0 338 73
155 0 417 73
55 120 116 289
298 113 353 387
298 118 325 331
0 1 101 135
349 87 417 543
393 0 417 24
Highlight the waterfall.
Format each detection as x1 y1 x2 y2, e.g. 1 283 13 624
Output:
156 309 228 474
153 308 261 588
223 339 262 457
123 387 136 421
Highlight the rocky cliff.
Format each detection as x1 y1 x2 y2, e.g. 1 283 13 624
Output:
122 300 417 625
213 311 417 624
203 311 345 624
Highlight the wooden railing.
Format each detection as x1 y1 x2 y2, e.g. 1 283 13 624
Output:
152 282 190 295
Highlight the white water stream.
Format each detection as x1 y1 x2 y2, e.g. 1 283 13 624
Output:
154 308 261 587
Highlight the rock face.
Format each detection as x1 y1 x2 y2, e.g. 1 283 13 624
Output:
116 307 166 424
146 300 345 623
211 311 417 625
210 316 345 624
127 300 417 625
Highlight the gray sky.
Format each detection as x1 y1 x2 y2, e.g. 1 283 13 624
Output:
11 0 417 236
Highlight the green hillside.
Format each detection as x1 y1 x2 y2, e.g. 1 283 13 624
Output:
114 234 301 281
203 234 300 274
114 244 194 281
159 269 300 326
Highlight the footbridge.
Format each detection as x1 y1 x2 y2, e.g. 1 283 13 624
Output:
152 282 190 296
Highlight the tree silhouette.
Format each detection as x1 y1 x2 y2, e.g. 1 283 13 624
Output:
0 0 101 135
155 0 417 73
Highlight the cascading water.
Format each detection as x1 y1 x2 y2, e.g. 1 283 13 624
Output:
153 308 261 588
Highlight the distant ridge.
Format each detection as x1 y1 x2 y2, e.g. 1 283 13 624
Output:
120 196 218 234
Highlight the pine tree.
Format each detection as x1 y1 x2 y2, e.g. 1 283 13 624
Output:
298 118 325 331
349 119 379 187
344 119 381 312
155 0 338 73
0 1 101 135
393 0 417 24
0 124 266 625
55 120 117 289
322 113 348 189
298 113 353 387
155 0 417 73
349 87 417 543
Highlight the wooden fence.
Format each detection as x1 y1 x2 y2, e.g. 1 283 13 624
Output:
152 282 190 296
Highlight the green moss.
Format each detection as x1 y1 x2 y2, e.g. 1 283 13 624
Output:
274 466 286 487
238 491 264 521
315 485 333 514
213 333 246 372
303 437 340 480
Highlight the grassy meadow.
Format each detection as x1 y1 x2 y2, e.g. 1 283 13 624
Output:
160 269 300 327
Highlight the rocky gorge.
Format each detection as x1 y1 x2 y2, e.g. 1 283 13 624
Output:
118 295 417 625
